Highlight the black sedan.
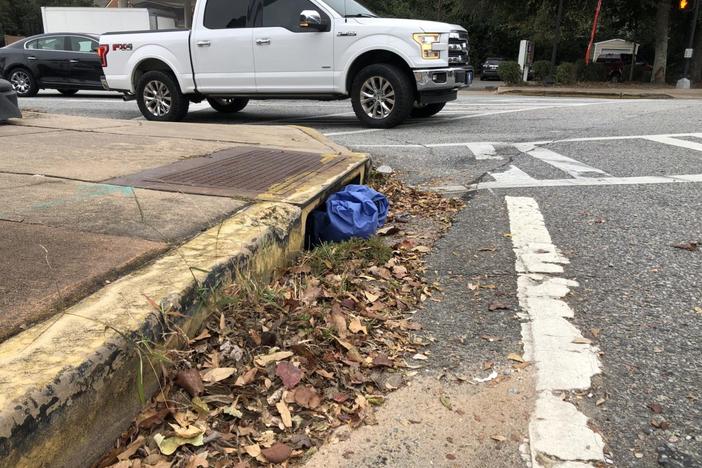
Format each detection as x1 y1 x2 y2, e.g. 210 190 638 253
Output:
0 33 104 97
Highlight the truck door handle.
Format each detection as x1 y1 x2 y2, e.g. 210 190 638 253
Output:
256 38 271 46
27 56 37 61
69 59 79 63
196 40 211 47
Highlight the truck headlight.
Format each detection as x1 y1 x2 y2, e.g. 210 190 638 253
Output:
413 33 441 60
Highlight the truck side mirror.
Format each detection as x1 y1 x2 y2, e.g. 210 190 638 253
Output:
299 10 325 31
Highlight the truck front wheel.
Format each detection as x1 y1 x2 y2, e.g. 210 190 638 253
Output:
351 64 414 128
207 97 249 113
136 70 189 122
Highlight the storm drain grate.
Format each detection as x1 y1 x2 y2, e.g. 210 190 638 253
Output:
104 147 351 201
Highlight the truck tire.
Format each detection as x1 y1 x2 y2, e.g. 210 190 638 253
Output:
136 70 189 122
411 102 446 118
351 64 414 128
8 68 38 97
207 97 249 113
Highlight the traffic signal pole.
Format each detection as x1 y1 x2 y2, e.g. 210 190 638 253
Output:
682 0 700 79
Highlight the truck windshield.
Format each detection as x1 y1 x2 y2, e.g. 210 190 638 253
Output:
323 0 377 18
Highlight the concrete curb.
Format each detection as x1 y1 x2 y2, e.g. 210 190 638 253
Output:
496 86 677 100
0 202 306 467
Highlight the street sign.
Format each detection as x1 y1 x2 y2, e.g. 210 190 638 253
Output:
684 48 694 58
518 40 535 82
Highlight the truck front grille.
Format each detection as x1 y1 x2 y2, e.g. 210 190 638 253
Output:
449 31 469 66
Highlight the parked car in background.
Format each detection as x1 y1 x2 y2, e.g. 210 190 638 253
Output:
0 33 104 97
480 57 505 80
0 78 22 120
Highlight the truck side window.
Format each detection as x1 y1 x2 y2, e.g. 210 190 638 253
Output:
204 0 250 29
261 0 327 32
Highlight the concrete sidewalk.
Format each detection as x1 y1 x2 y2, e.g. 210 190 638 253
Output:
0 112 367 467
497 85 702 99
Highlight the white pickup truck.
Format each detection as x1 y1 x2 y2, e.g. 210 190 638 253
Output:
99 0 472 128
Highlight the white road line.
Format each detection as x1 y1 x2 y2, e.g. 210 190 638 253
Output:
644 135 702 152
479 173 702 189
466 142 502 160
490 165 537 184
514 144 610 178
351 132 702 149
506 196 604 468
323 107 563 137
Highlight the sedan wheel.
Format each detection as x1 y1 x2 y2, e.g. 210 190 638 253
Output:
143 80 172 117
9 69 37 97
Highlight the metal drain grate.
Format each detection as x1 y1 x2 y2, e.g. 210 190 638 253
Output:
105 147 351 200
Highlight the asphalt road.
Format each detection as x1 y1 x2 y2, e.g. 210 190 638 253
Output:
15 90 702 467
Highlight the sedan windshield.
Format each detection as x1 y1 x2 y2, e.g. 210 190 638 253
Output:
323 0 377 17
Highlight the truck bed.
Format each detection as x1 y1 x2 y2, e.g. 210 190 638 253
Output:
100 29 193 94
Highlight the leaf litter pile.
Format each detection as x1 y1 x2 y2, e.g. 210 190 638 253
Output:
99 174 463 468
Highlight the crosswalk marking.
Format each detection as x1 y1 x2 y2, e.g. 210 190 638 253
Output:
490 165 538 184
514 145 611 178
465 143 501 160
644 135 702 153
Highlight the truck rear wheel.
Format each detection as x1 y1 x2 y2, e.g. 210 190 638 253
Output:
136 70 189 122
207 97 249 113
411 102 446 118
351 64 414 129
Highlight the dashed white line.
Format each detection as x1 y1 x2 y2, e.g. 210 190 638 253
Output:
506 196 604 468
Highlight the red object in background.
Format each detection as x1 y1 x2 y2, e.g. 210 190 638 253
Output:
585 0 604 65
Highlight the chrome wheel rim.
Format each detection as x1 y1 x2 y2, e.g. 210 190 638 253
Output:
10 70 31 95
143 80 172 117
360 76 395 120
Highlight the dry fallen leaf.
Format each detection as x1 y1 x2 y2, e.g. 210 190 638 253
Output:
169 423 203 439
261 442 292 463
276 361 302 389
488 301 510 311
175 369 205 397
244 444 261 457
672 242 699 252
276 401 293 428
572 337 592 345
235 367 258 387
507 353 525 363
153 432 204 456
491 435 507 442
254 351 294 367
293 386 322 409
349 316 368 334
201 367 236 384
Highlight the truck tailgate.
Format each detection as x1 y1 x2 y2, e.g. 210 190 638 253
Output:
99 29 192 93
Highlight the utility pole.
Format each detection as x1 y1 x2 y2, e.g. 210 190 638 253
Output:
550 0 565 70
585 0 603 64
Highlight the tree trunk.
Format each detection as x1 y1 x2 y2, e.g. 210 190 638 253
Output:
693 15 702 83
651 0 671 84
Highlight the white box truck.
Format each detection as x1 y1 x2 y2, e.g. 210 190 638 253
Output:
42 7 153 35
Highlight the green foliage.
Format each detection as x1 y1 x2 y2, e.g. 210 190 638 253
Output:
306 237 393 276
532 60 554 81
576 60 608 82
498 61 523 85
0 0 94 36
556 63 577 85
